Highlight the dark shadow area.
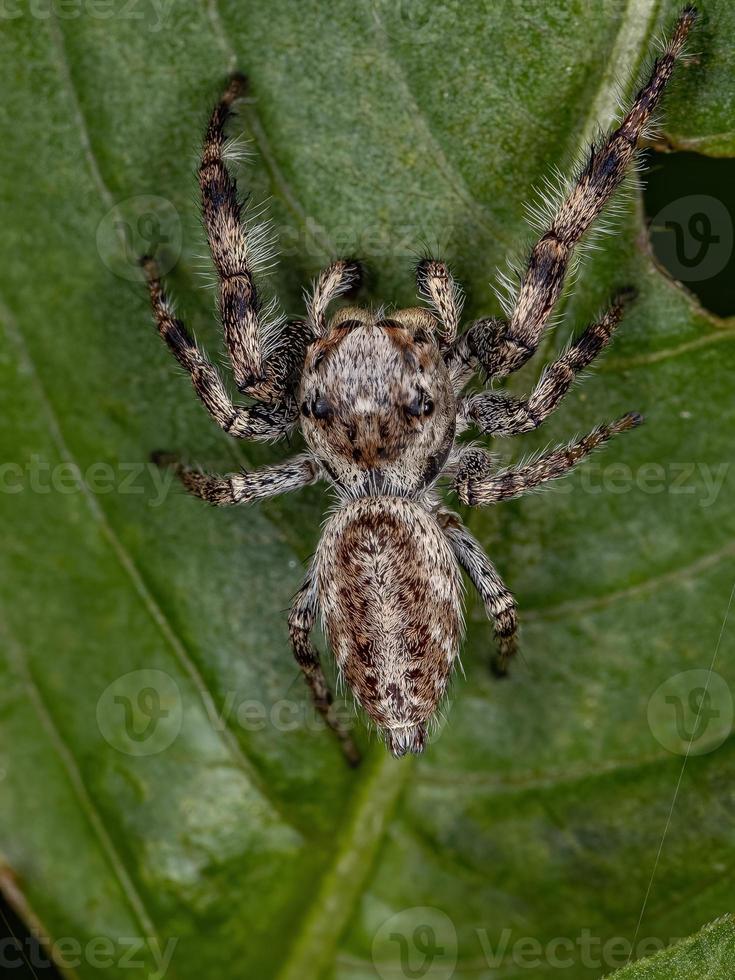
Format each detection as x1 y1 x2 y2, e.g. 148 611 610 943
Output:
643 150 735 317
0 894 60 978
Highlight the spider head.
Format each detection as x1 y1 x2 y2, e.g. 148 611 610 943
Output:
299 307 456 494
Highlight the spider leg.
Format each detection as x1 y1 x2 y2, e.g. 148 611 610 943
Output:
469 7 695 380
454 412 642 506
306 259 363 336
443 320 492 395
289 569 362 766
255 316 314 403
437 508 518 675
461 293 630 436
416 259 463 346
153 452 318 505
199 75 294 401
142 258 296 440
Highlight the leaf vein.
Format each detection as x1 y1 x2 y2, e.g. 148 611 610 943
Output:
2 624 159 946
523 537 735 622
0 293 300 834
366 0 514 248
46 13 115 210
602 327 735 371
276 753 411 980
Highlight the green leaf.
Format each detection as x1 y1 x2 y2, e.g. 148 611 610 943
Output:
605 915 735 979
1 2 734 979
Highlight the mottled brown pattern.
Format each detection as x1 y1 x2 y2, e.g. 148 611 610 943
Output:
299 314 456 496
455 6 696 381
317 498 463 756
461 290 634 437
416 259 462 345
140 11 695 763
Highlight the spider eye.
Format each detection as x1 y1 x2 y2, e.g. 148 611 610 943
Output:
405 393 434 418
312 396 333 420
405 394 422 417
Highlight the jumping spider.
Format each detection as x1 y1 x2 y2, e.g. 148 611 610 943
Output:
142 9 695 764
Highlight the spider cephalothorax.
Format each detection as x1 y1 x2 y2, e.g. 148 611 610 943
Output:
141 10 696 764
300 299 456 496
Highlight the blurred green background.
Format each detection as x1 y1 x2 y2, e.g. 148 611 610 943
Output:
1 1 735 978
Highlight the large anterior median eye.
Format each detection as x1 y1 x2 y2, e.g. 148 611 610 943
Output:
405 392 434 418
312 396 333 420
301 394 332 420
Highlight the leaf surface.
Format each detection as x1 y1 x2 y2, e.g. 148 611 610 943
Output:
606 916 735 979
1 2 734 978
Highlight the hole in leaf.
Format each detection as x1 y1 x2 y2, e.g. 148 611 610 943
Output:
642 150 735 317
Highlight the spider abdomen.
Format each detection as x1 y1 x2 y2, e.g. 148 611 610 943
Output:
316 497 464 756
